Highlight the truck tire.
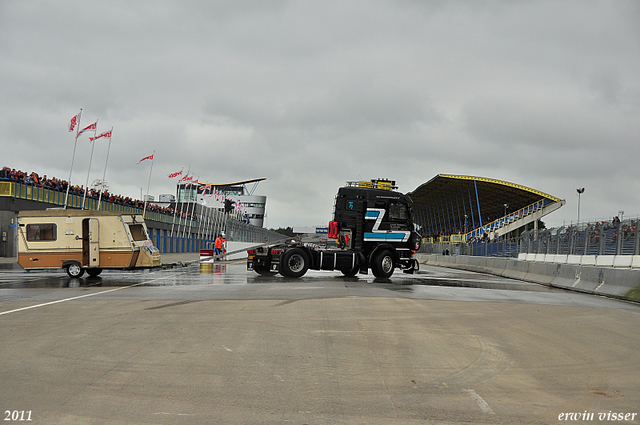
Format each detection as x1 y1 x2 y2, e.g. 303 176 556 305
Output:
371 250 395 279
280 248 309 278
65 262 85 278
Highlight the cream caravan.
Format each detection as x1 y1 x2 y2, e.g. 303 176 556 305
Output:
17 210 161 277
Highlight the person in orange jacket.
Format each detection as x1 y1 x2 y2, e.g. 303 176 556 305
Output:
214 233 226 259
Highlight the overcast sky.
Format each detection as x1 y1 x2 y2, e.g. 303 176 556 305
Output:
1 0 639 229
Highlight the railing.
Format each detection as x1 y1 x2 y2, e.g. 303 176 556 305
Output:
466 199 551 240
419 216 640 264
519 219 640 257
1 180 286 254
1 180 198 227
419 238 519 258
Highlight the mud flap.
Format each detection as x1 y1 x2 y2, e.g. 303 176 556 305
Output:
357 252 368 274
403 258 420 274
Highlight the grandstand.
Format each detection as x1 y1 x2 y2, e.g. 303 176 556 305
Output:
408 174 566 243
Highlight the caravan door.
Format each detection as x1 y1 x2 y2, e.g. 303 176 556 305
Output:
82 218 100 267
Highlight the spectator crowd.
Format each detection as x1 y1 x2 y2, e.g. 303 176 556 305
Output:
1 166 196 220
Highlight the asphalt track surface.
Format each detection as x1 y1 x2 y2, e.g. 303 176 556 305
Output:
0 261 639 424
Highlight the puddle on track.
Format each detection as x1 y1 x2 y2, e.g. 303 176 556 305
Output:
0 262 555 292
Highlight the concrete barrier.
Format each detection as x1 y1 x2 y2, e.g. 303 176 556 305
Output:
514 253 640 269
461 256 490 274
596 255 615 268
524 262 560 285
552 265 603 292
416 253 640 302
600 268 640 297
566 255 582 265
501 258 530 280
486 258 507 276
545 254 567 264
613 256 633 268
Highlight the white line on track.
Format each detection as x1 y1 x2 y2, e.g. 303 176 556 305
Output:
0 274 178 317
463 389 494 414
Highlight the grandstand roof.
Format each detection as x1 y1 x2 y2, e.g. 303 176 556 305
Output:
408 174 562 230
197 177 266 187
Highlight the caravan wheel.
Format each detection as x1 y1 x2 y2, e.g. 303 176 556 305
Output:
87 268 103 277
65 263 85 278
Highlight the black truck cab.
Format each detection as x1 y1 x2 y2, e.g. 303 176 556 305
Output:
247 179 421 278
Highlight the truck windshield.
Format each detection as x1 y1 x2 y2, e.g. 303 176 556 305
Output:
388 203 408 221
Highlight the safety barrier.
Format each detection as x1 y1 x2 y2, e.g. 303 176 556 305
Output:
417 253 640 302
516 253 640 269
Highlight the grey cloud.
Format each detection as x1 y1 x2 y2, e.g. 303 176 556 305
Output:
1 0 639 228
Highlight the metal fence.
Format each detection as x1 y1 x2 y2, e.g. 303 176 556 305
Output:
420 218 640 259
419 239 519 258
519 219 640 256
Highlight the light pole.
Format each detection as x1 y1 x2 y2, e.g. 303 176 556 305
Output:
576 188 585 225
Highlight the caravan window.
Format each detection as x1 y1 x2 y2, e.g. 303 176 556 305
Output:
128 224 148 241
26 224 57 241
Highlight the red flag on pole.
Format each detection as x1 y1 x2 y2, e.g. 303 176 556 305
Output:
168 169 183 178
78 121 97 137
137 154 154 164
89 130 112 141
69 111 81 132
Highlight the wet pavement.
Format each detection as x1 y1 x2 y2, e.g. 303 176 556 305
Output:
1 258 639 424
0 259 633 309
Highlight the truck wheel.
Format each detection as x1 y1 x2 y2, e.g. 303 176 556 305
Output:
87 268 103 277
281 248 309 278
65 263 85 278
372 250 395 279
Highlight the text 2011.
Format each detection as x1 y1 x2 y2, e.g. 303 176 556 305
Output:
4 411 32 421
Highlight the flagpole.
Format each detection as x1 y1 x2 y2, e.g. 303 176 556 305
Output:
187 178 198 240
142 150 155 220
177 170 190 242
181 182 191 239
97 128 113 211
167 168 183 241
64 108 82 209
82 119 99 210
170 182 178 238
